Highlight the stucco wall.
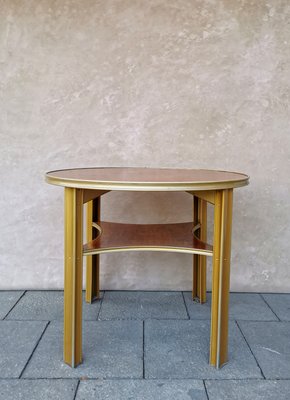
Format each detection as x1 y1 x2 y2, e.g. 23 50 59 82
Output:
1 0 289 292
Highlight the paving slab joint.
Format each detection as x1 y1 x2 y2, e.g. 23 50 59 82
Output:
235 320 266 379
259 294 281 322
3 291 27 320
203 379 210 400
19 321 50 379
181 292 190 319
96 290 105 320
73 380 80 400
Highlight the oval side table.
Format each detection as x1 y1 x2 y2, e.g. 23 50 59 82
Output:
45 167 249 369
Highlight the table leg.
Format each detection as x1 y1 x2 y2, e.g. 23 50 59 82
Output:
192 197 207 303
198 199 207 303
85 197 101 303
64 188 83 367
210 189 233 368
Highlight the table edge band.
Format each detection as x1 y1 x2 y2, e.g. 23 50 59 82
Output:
45 175 249 191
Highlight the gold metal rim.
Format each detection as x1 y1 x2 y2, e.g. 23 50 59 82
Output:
45 168 249 191
83 246 213 256
92 222 102 236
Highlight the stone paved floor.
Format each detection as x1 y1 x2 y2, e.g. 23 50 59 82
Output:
0 290 290 399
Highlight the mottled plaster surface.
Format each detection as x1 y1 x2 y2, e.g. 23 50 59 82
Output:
0 0 289 291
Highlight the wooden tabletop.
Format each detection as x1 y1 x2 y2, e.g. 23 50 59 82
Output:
45 167 249 191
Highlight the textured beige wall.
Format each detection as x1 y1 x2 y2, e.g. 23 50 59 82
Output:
1 0 290 292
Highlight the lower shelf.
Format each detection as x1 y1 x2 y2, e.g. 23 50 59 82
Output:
83 221 213 256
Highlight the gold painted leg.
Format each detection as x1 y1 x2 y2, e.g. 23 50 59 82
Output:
198 199 207 303
192 197 207 303
64 188 83 367
210 189 233 368
192 197 199 299
85 198 101 303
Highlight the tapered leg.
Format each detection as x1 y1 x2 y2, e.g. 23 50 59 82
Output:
210 189 233 368
192 197 207 303
86 197 101 303
64 188 83 367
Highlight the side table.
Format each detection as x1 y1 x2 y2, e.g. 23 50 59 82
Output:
45 167 249 369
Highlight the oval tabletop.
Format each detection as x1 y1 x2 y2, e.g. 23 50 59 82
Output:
45 167 249 191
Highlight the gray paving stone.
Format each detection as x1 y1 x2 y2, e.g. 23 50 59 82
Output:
205 379 290 400
23 320 143 378
238 321 290 379
99 291 188 320
6 291 102 321
0 321 47 378
262 293 290 321
0 379 78 400
145 320 262 379
183 292 278 321
76 379 207 400
0 291 24 319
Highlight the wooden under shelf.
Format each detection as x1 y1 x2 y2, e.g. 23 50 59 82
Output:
83 221 213 256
